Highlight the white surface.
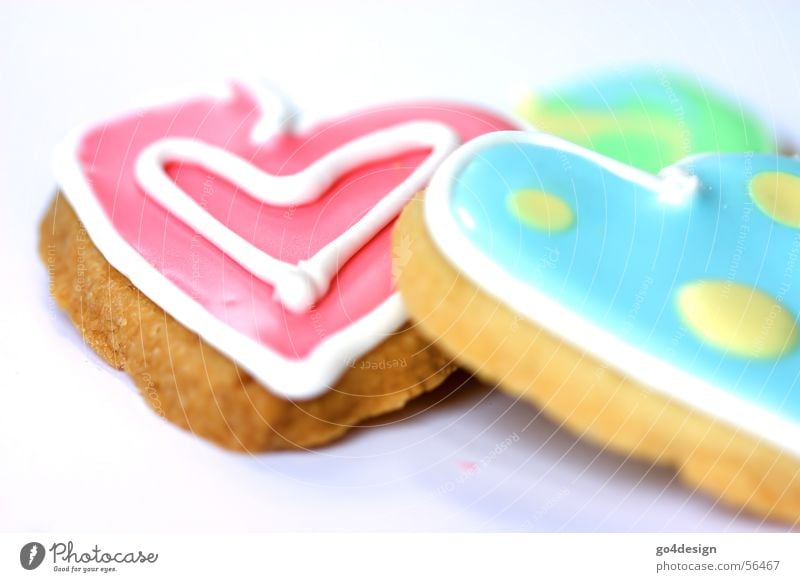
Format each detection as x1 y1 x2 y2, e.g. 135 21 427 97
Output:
1 0 798 532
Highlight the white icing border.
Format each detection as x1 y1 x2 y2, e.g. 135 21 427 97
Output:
424 130 800 458
52 82 461 400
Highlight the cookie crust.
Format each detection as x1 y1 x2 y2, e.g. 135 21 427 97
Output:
40 194 454 451
394 195 800 523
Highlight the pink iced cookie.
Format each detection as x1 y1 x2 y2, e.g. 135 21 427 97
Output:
46 81 518 449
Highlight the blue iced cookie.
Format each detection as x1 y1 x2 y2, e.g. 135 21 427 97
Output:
394 130 800 522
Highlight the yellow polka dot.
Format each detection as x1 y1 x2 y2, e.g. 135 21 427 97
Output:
750 171 800 228
508 189 574 233
677 280 798 359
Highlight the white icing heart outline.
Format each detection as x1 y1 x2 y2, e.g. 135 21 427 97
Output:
136 121 459 313
52 81 461 399
424 130 800 456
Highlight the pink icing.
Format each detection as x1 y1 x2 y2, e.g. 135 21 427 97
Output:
74 84 517 360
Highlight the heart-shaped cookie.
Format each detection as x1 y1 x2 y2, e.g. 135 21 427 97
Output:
395 130 800 520
43 82 518 449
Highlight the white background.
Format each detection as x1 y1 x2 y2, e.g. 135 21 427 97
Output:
1 0 798 532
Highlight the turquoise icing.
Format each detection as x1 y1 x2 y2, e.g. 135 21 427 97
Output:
451 143 800 422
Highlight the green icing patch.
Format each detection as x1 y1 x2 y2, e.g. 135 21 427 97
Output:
519 70 774 172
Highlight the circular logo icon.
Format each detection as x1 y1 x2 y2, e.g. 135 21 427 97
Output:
20 542 45 570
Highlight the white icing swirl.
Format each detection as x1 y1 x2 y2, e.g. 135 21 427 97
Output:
135 121 459 313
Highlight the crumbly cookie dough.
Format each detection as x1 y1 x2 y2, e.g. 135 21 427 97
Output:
394 195 800 523
40 194 454 451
